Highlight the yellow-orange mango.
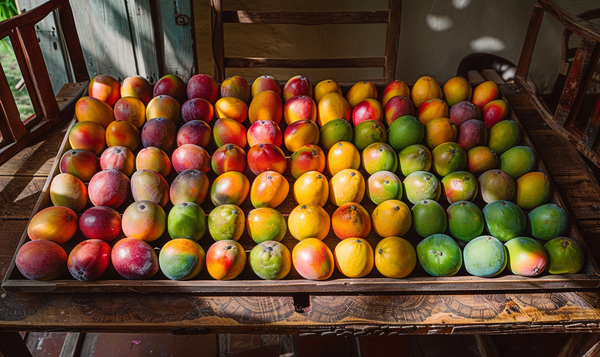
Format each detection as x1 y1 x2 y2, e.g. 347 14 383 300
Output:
28 206 78 244
331 202 371 240
513 171 552 210
371 199 412 237
288 203 331 241
250 170 290 209
248 90 283 124
472 80 500 109
411 76 442 108
334 238 374 278
314 79 342 105
346 81 377 108
105 120 141 152
75 96 115 129
146 95 181 124
424 117 457 150
293 171 329 207
443 76 472 107
417 98 449 124
329 169 365 206
317 92 351 126
327 141 360 177
215 96 248 123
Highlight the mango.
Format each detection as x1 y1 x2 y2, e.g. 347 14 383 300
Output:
416 234 462 277
50 173 88 212
248 90 283 124
146 95 181 124
247 119 283 148
499 146 536 179
250 170 290 209
246 207 287 243
187 74 219 104
283 75 313 102
89 75 121 106
367 170 403 205
170 169 210 206
181 98 215 124
463 235 507 277
447 201 484 242
317 92 351 126
382 79 410 107
285 119 321 153
211 144 247 175
423 117 457 150
483 200 526 241
215 96 248 123
443 76 472 107
130 169 170 207
457 119 487 151
513 172 552 210
154 74 187 105
331 202 371 240
136 147 172 178
431 142 467 177
334 238 374 278
292 238 334 280
528 203 568 241
449 101 482 127
75 95 115 128
68 120 106 156
289 144 326 179
314 79 343 105
67 239 111 281
441 171 478 204
221 75 251 103
79 206 122 241
417 98 448 124
105 120 141 152
159 238 205 280
483 99 510 129
111 238 159 279
251 75 281 98
59 149 101 182
374 236 416 278
210 171 250 206
352 98 383 126
122 200 167 242
293 171 329 207
361 142 398 175
403 170 441 204
353 120 387 152
16 240 67 280
288 203 330 241
505 236 547 276
329 169 365 206
326 141 361 177
346 81 377 108
318 118 353 151
205 240 246 280
384 95 415 127
114 96 146 129
177 120 212 148
141 117 177 151
121 75 153 105
487 119 521 156
88 169 130 209
99 146 135 177
388 115 424 153
478 169 515 203
172 144 210 174
472 80 500 108
208 204 245 241
168 202 207 241
250 241 291 280
398 144 432 177
371 199 412 237
466 146 498 177
544 237 584 274
27 206 78 244
284 95 317 125
412 199 447 238
411 76 443 108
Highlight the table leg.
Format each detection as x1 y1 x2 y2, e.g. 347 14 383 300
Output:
0 331 33 357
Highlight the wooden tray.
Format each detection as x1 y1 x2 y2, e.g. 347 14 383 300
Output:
3 83 600 294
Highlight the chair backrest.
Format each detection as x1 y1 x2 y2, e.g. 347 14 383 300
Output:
210 0 402 84
516 0 600 167
0 0 88 165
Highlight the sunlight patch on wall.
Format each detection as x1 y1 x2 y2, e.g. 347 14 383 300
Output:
470 36 505 52
452 0 471 10
426 14 453 32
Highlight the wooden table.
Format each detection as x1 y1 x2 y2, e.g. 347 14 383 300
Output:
1 78 600 357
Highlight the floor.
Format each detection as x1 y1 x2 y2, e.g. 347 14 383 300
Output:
12 331 577 357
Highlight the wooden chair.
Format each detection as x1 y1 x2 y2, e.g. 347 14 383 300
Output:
516 0 600 167
0 0 88 165
210 0 402 84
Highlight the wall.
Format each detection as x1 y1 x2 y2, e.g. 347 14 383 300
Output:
193 0 599 94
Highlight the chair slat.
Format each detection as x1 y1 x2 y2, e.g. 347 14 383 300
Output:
0 63 26 141
221 11 390 25
224 57 386 69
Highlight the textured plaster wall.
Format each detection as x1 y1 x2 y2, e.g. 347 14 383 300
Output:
193 0 599 94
